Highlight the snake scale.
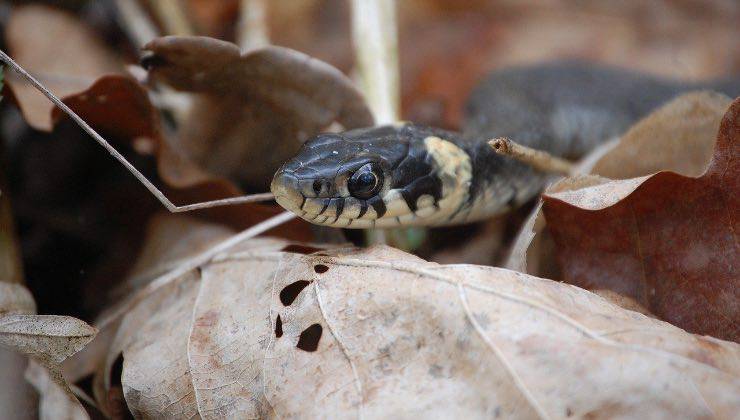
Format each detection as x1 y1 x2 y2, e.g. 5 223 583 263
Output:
271 61 739 228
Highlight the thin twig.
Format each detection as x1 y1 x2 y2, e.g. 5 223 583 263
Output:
489 137 576 176
0 50 275 211
113 0 160 48
350 0 400 124
237 0 270 51
148 0 194 36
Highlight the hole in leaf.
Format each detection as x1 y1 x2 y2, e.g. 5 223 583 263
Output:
314 264 329 273
281 244 323 254
280 280 312 306
275 314 283 338
296 323 323 352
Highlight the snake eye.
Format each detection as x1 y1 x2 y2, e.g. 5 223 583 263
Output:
348 163 382 199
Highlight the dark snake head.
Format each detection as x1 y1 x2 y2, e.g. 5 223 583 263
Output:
271 124 473 228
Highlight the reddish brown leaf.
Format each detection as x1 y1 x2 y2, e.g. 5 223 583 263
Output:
53 76 312 240
542 97 739 341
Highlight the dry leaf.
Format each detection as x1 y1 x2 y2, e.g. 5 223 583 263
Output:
542 97 739 341
88 229 334 417
0 282 36 315
507 92 737 282
591 91 732 178
0 312 96 419
98 242 739 418
0 315 96 365
4 4 122 130
123 213 235 292
505 175 611 279
49 75 312 240
143 36 374 190
25 361 88 420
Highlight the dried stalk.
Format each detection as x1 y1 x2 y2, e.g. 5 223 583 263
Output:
351 0 401 245
237 0 270 51
350 0 400 124
114 0 160 48
0 50 275 212
489 137 576 176
148 0 194 36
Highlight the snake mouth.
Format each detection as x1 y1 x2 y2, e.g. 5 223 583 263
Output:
272 169 444 228
271 170 365 227
270 171 304 213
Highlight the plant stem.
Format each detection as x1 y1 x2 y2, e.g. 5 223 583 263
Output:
149 0 194 36
489 137 576 176
350 0 400 124
237 0 270 51
114 0 160 48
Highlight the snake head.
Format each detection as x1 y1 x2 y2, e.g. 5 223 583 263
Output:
271 124 473 228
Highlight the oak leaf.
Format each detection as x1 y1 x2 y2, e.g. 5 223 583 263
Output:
542 96 739 341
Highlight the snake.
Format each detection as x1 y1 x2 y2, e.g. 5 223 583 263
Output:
271 61 739 228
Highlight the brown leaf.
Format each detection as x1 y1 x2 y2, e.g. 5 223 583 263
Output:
143 36 373 190
542 97 739 341
52 75 312 240
100 242 740 418
51 75 162 143
4 4 122 130
505 175 611 279
591 91 732 179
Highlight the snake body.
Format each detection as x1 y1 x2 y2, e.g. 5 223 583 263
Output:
271 61 739 228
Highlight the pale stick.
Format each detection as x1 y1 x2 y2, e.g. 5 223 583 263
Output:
96 210 296 329
489 137 576 176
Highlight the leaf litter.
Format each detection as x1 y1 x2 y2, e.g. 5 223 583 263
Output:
84 241 740 418
1 3 739 419
542 96 739 341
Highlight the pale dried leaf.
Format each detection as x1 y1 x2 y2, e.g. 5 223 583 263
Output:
0 348 35 420
25 361 88 420
0 282 36 315
99 237 331 417
0 315 96 365
0 311 94 419
123 213 235 294
120 245 739 418
120 273 200 419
